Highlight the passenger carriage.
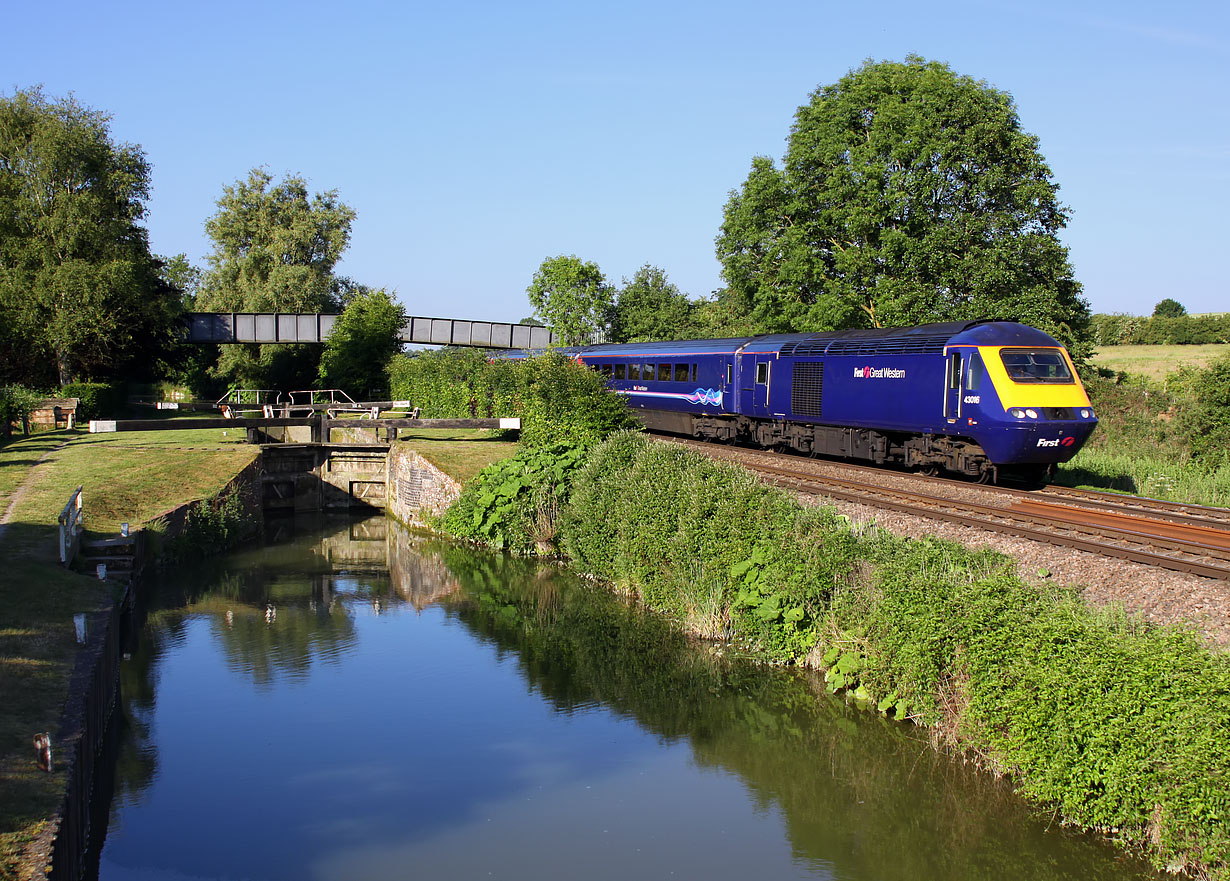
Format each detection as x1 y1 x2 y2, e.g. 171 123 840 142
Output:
568 320 1097 484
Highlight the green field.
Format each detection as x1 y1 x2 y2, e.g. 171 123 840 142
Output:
1091 343 1229 383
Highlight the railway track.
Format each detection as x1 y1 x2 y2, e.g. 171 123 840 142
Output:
663 437 1230 580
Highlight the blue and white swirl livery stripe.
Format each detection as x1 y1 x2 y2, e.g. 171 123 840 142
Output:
617 387 723 406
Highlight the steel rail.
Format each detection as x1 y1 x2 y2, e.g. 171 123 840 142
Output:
660 435 1230 532
1035 484 1230 529
734 460 1230 580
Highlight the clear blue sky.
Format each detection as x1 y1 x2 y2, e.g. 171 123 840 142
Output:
5 0 1227 323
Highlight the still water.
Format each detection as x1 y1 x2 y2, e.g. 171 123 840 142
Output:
95 514 1160 881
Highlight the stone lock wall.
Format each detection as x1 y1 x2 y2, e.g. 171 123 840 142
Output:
386 445 462 527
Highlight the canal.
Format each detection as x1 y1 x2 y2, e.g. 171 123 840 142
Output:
93 514 1160 880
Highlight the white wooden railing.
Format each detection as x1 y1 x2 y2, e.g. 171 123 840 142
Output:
58 485 83 565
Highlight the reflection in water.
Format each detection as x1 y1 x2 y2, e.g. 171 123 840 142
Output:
97 514 1160 881
436 547 1159 881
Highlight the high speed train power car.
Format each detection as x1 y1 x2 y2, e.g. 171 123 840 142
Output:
561 320 1097 484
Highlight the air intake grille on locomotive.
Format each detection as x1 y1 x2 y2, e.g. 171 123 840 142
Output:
792 362 823 416
780 333 951 357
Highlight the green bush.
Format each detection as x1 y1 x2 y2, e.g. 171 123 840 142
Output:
441 442 588 554
60 381 125 420
161 485 259 561
1056 369 1230 505
0 384 44 435
1173 354 1230 464
387 348 525 418
388 349 635 448
836 535 1230 873
1090 312 1230 346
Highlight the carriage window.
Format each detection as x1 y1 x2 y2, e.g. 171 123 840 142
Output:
965 353 984 391
600 364 613 378
674 363 689 382
1000 349 1074 384
691 364 697 383
614 363 626 379
948 353 962 390
756 363 768 384
628 363 640 380
726 365 733 384
643 363 655 380
658 364 672 382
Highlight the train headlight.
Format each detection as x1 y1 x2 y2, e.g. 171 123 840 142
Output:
1080 409 1091 418
1025 409 1039 419
1010 408 1026 418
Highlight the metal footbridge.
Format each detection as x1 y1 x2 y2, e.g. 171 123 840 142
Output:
184 313 558 349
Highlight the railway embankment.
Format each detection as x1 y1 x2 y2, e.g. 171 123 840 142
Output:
436 430 1230 881
671 438 1230 650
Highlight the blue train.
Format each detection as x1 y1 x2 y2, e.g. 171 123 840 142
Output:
555 320 1098 484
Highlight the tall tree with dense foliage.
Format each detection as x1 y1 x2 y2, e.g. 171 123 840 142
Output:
610 264 696 342
0 87 177 386
196 168 356 389
316 288 406 398
526 255 613 346
1153 298 1187 318
716 57 1090 354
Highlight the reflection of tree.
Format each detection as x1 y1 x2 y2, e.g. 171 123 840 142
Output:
440 547 1156 881
110 520 380 805
208 594 359 688
110 618 179 806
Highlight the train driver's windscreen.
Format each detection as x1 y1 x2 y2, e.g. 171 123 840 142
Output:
999 349 1074 383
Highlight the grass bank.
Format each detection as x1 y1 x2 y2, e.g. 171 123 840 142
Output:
1054 352 1230 507
393 429 519 484
440 432 1230 879
0 426 258 879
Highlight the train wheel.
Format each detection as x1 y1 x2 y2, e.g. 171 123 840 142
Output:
917 463 940 477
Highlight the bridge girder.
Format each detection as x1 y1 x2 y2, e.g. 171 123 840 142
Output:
184 313 558 349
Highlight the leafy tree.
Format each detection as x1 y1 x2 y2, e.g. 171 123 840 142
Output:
0 87 178 386
1153 298 1187 318
610 264 696 342
317 288 406 398
526 255 613 346
159 253 202 309
196 168 356 389
0 383 42 436
716 57 1090 354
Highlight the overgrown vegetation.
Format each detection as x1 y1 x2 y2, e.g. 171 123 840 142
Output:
1056 355 1230 506
388 348 637 448
440 443 587 554
1091 311 1230 347
437 431 1230 878
57 382 124 421
156 485 259 562
0 385 42 437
